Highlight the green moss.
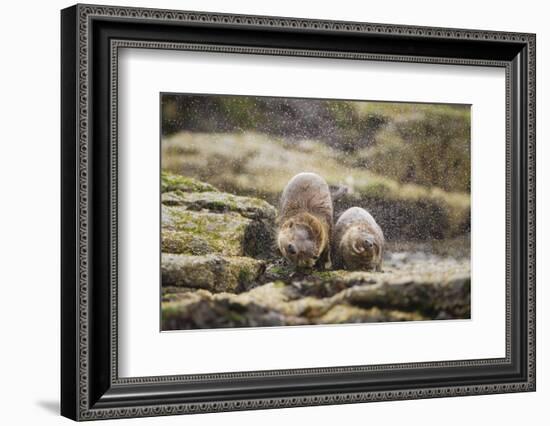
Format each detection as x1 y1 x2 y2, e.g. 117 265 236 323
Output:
162 206 249 256
226 311 246 323
238 269 252 285
161 171 218 193
161 230 212 255
161 190 276 221
161 301 185 319
263 263 296 282
268 266 285 275
312 271 335 280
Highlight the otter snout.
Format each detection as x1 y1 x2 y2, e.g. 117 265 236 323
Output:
351 240 365 254
282 243 317 268
363 236 375 249
277 230 320 269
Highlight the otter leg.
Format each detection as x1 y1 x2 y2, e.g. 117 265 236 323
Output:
331 248 342 270
324 250 332 270
316 248 330 271
376 249 384 272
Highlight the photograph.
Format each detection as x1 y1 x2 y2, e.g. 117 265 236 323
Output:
58 3 536 420
160 94 472 330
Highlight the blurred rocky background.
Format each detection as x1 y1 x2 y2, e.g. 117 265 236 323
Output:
160 94 471 330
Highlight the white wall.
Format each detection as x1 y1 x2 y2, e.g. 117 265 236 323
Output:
0 0 546 424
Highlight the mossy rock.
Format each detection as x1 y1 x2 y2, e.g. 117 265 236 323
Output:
161 186 276 258
329 273 470 318
162 205 250 256
161 171 218 193
161 282 311 330
161 296 305 330
162 190 276 220
160 256 470 330
161 253 266 293
318 305 424 324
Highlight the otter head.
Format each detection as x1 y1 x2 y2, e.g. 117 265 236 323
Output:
340 225 381 270
277 216 325 269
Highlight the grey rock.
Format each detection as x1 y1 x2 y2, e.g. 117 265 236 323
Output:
161 254 266 293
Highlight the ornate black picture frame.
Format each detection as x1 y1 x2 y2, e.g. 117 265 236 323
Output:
61 4 536 421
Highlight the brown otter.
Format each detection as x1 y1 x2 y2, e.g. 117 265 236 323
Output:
277 172 333 269
333 207 384 271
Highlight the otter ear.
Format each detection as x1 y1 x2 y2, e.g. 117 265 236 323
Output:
288 220 294 228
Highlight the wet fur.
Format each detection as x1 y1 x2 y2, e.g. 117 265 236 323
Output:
332 207 384 271
277 173 333 269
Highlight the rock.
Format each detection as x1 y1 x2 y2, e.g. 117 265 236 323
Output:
210 282 327 319
161 191 275 259
161 286 307 330
263 261 295 282
158 172 472 329
161 171 218 193
330 274 470 318
161 286 197 303
162 190 276 220
290 270 378 298
319 305 424 324
161 260 469 330
293 266 470 319
161 254 266 293
162 206 251 256
162 297 306 330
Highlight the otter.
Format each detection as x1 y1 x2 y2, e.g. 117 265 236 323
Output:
277 172 333 269
333 207 384 271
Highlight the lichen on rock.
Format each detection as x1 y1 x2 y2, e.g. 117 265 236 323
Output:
162 205 251 256
318 305 424 324
161 253 266 293
162 190 276 220
161 188 276 259
161 170 218 193
330 276 470 319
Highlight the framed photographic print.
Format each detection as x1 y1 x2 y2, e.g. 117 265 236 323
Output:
61 4 536 421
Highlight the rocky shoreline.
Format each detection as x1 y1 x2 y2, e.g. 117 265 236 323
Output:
160 172 470 330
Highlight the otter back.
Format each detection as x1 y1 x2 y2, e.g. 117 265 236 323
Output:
278 172 333 227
